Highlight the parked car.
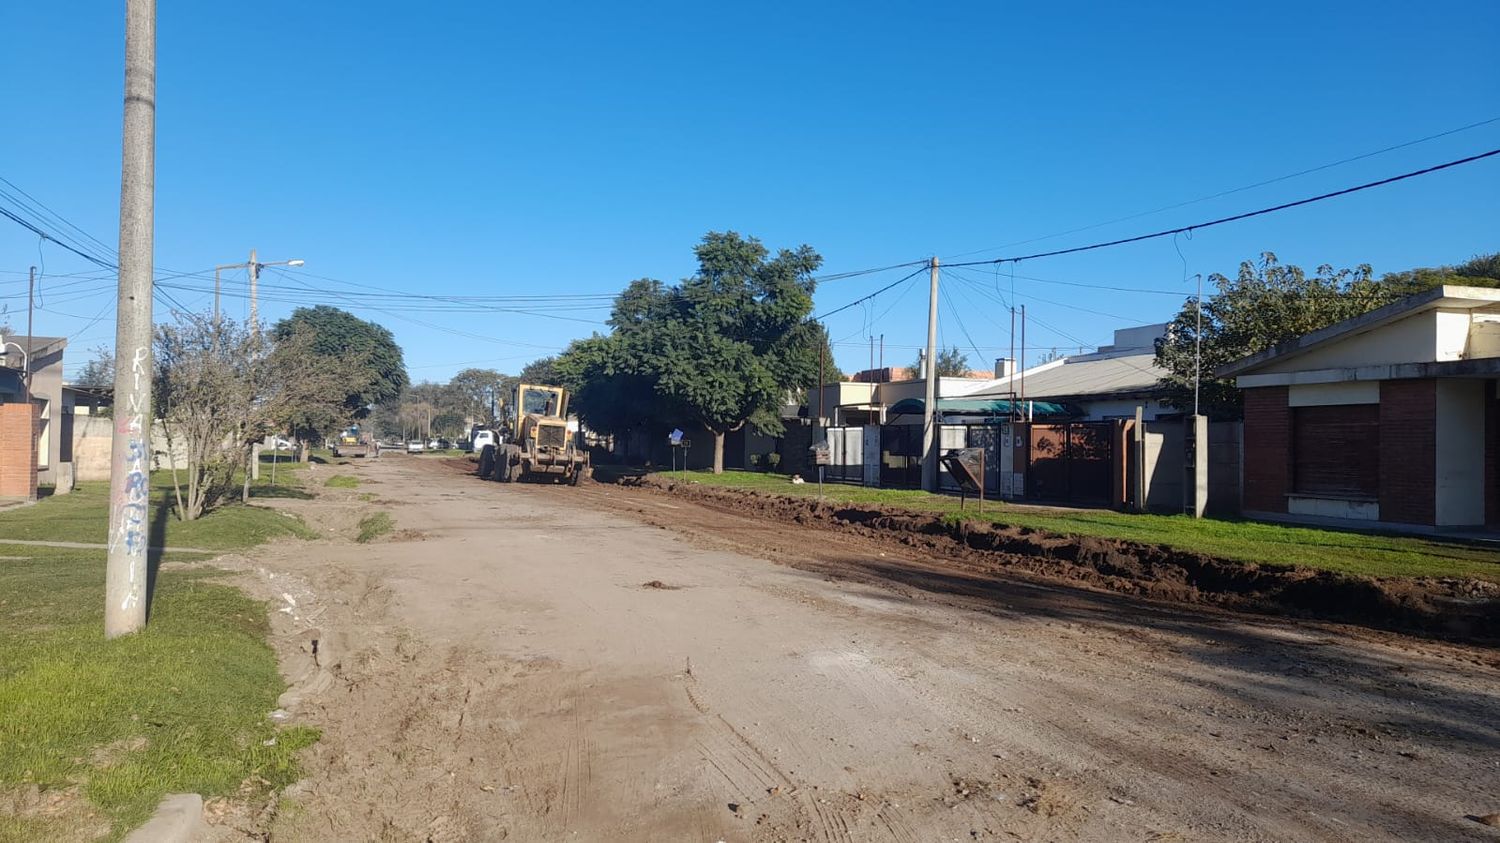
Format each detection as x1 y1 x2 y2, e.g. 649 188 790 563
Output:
406 440 425 454
471 430 495 452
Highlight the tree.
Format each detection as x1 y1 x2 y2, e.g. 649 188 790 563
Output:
1377 251 1500 297
75 344 115 387
155 318 253 520
448 367 505 424
518 356 562 386
271 306 408 419
1155 252 1386 419
911 346 971 378
155 318 360 518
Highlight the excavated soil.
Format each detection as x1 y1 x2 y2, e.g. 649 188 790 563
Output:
614 475 1500 643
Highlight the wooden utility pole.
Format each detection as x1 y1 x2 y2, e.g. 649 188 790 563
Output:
921 256 939 491
106 0 155 639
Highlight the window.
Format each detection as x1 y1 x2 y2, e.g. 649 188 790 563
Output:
1292 404 1379 497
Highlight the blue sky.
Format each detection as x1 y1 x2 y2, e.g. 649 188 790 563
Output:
2 2 1498 379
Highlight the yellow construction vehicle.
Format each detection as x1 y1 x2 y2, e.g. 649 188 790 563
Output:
481 383 590 484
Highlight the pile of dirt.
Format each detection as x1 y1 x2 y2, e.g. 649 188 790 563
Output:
633 477 1500 642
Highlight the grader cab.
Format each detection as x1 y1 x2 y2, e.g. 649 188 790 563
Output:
479 383 590 485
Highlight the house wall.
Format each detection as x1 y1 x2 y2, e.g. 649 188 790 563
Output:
1378 380 1436 526
1078 398 1175 421
1257 309 1469 375
1241 386 1290 514
1434 379 1485 526
0 402 38 499
1487 381 1500 528
28 347 65 484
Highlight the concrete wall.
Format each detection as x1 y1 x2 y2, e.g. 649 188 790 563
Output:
1435 379 1485 526
72 417 188 482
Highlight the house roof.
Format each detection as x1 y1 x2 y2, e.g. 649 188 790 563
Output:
0 335 66 367
1217 285 1500 378
886 397 1072 418
966 351 1165 401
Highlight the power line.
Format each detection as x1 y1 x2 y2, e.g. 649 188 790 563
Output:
944 115 1500 260
0 206 116 269
946 147 1500 268
814 265 929 320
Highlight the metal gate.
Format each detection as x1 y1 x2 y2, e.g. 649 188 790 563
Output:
824 426 864 484
1027 422 1114 504
879 424 923 489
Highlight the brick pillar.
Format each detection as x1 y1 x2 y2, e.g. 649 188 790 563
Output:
0 402 39 500
1241 386 1289 513
1379 379 1437 526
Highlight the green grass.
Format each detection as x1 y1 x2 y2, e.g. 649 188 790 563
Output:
0 480 315 551
322 475 360 489
0 545 319 840
355 512 394 544
667 469 1500 581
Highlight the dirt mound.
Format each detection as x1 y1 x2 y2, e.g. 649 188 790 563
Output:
633 477 1500 643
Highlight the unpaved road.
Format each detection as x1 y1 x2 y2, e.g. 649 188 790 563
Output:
224 456 1500 841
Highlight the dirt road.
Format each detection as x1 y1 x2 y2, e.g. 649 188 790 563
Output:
220 456 1500 841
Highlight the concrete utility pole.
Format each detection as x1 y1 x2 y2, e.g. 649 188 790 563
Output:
921 256 939 491
105 0 155 639
248 248 259 328
25 267 35 390
215 251 302 327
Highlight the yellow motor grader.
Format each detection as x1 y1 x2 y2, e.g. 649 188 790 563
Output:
479 383 590 485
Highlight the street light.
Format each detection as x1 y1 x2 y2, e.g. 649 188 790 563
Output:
213 250 306 324
0 338 30 401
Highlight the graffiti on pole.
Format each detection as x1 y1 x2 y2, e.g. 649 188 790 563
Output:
110 344 150 611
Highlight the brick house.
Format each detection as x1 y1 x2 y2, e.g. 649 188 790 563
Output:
1220 285 1500 531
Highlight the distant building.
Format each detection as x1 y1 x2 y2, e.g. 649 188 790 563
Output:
1221 285 1500 531
0 335 67 495
961 324 1175 421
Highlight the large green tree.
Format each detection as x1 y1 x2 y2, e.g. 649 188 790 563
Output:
563 232 823 473
1156 252 1388 419
271 306 407 420
1158 250 1499 419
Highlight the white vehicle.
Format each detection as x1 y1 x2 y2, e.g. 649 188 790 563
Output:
406 440 425 454
471 430 496 451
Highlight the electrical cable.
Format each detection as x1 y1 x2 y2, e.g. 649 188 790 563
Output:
944 116 1500 260
946 147 1500 268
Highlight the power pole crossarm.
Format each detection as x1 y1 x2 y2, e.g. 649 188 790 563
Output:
105 0 155 639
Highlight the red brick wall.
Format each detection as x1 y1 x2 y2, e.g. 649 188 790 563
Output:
0 402 39 499
1378 379 1436 526
1487 381 1499 528
1242 386 1290 513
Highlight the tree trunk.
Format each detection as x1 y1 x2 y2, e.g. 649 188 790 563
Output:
712 430 725 474
241 445 253 504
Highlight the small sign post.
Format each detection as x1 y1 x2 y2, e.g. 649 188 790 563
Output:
810 442 831 499
941 447 988 514
668 429 688 479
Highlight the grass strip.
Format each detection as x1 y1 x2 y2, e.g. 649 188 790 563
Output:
664 469 1500 581
0 545 318 841
322 475 359 489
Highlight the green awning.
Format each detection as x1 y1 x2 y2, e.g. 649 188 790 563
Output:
886 397 1071 418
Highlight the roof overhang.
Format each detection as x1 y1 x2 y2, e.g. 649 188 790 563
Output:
1217 285 1500 378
